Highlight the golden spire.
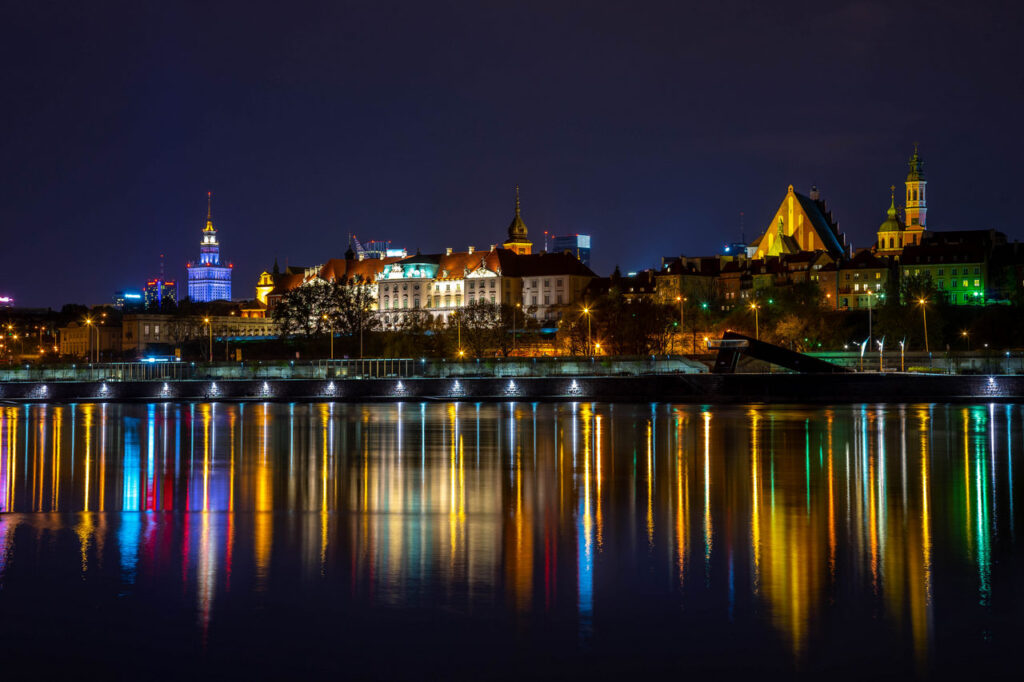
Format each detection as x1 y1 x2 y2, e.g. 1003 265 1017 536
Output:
204 191 215 232
515 184 521 217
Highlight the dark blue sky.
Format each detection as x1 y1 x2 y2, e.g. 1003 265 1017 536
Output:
2 0 1022 307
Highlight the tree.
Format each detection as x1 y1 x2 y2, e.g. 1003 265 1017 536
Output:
454 301 503 358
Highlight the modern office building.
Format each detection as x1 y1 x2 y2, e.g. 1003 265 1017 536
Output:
550 233 591 267
143 278 177 309
187 192 233 302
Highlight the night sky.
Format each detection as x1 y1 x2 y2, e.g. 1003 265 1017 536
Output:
2 1 1022 308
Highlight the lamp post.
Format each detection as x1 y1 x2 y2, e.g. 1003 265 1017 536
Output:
749 301 760 341
582 306 592 356
203 317 212 363
962 330 971 352
455 312 463 359
84 318 93 363
513 302 521 356
877 337 884 372
917 298 929 354
676 295 687 354
323 314 333 360
866 290 873 348
899 339 906 372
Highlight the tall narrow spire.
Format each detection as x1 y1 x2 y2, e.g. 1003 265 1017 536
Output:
204 191 215 232
514 184 520 217
888 184 896 218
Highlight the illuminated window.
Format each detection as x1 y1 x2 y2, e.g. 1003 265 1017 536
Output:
974 279 980 287
962 280 968 288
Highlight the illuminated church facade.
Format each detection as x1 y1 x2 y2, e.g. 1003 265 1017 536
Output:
187 192 233 302
750 184 849 261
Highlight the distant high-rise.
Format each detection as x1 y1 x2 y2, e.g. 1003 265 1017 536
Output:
550 233 591 267
187 192 233 302
143 278 177 309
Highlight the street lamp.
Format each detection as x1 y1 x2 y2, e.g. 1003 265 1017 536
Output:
323 314 333 360
513 302 522 356
899 339 906 372
749 301 760 340
594 342 601 355
203 317 212 363
582 306 592 356
865 290 874 347
676 295 687 354
456 313 463 359
917 298 929 354
84 317 98 363
961 330 971 352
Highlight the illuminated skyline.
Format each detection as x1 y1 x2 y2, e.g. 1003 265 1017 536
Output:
1 2 1023 307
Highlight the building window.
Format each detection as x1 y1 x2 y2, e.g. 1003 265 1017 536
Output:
557 294 563 304
951 268 958 276
544 280 550 287
556 279 563 287
974 279 980 287
937 280 944 289
544 295 550 305
489 280 495 289
974 267 980 275
531 295 538 305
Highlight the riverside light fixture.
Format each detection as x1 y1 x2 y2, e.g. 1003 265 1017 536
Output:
917 298 930 353
322 314 334 360
749 302 760 340
203 317 213 363
582 306 593 356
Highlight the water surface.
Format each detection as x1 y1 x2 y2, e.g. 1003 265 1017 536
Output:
0 401 1021 677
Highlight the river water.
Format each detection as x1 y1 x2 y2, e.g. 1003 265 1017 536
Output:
0 401 1020 678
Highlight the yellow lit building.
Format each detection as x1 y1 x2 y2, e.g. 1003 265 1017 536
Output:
751 185 848 260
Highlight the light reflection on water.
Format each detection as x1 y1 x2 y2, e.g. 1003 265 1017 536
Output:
0 401 1021 676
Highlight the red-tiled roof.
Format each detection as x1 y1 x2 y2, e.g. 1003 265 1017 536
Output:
319 257 403 283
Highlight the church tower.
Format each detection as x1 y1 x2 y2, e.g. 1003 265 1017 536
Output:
875 185 906 258
502 186 533 255
904 145 927 246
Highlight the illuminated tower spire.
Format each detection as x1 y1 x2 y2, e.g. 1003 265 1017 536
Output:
205 191 214 232
188 191 232 302
502 184 532 255
904 144 927 243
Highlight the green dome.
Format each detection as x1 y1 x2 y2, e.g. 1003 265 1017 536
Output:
878 192 904 233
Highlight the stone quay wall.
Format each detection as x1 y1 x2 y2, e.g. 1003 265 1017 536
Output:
2 373 1023 404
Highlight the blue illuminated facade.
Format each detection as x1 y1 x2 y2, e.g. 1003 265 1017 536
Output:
187 192 233 302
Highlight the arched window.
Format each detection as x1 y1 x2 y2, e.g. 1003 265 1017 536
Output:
889 237 894 248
